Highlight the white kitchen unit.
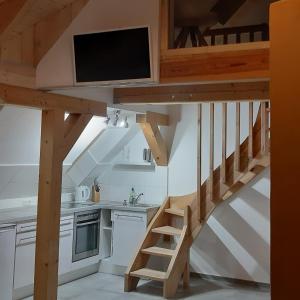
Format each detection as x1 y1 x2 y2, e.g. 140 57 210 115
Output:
0 224 16 300
111 210 148 266
13 215 74 299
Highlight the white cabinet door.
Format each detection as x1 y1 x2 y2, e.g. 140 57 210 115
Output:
112 211 147 266
14 231 36 289
14 215 74 291
58 230 73 275
0 225 16 300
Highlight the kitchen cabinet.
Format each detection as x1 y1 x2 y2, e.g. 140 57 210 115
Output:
14 216 74 293
0 224 16 300
111 210 147 266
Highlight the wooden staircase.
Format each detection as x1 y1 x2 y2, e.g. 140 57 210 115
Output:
125 101 270 298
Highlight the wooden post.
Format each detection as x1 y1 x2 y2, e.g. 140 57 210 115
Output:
34 109 65 300
34 111 100 300
270 1 300 299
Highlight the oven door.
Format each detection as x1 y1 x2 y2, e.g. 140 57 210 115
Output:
73 219 100 262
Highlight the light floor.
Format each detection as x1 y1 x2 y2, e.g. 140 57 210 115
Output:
25 272 270 300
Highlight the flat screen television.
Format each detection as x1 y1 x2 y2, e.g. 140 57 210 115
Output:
73 26 152 85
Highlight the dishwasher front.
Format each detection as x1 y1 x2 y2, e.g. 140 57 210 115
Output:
0 224 16 300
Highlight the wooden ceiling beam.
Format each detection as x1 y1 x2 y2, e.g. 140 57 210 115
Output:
0 0 35 43
0 83 106 116
114 81 269 105
0 62 35 88
0 0 28 36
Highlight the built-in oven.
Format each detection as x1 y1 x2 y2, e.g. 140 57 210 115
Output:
72 209 100 262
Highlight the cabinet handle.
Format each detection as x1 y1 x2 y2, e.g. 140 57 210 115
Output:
60 221 72 227
17 231 72 246
115 214 144 221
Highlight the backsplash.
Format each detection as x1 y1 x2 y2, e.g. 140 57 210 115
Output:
99 166 168 205
0 193 74 210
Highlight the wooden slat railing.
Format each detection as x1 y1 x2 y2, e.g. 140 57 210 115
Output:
196 100 270 224
174 23 269 49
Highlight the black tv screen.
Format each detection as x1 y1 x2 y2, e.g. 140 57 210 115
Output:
73 27 151 83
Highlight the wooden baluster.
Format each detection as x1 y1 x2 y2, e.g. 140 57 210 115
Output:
248 102 254 167
236 32 241 43
211 35 216 46
261 102 267 155
224 34 228 45
190 27 198 47
221 103 227 184
197 104 202 221
234 103 241 177
250 31 255 42
209 103 214 201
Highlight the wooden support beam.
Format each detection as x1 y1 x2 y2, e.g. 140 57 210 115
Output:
137 111 169 166
160 0 170 51
34 109 93 300
62 113 93 159
136 111 169 126
0 83 106 116
33 0 89 66
114 81 269 105
160 42 270 83
34 109 65 300
270 1 300 299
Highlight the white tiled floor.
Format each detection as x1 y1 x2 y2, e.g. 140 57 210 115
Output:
25 272 270 300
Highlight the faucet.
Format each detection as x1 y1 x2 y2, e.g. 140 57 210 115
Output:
132 193 144 206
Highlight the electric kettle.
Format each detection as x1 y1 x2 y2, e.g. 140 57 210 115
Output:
75 186 90 202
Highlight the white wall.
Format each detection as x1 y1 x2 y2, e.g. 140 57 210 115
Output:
191 168 270 283
100 129 168 205
167 103 270 283
36 0 160 89
0 106 106 206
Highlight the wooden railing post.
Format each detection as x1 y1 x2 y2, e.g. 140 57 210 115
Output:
248 102 254 165
209 103 214 201
197 104 202 221
221 103 227 184
234 102 241 177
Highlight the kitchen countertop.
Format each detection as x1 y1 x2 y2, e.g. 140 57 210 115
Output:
0 201 160 224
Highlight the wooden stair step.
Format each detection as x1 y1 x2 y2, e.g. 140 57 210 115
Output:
130 268 166 282
152 226 182 236
165 208 184 217
141 246 175 257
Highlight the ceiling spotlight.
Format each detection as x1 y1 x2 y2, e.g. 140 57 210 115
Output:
120 116 129 128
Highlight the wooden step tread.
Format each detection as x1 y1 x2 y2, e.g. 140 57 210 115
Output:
141 246 175 257
130 268 166 281
165 208 184 217
152 226 182 236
